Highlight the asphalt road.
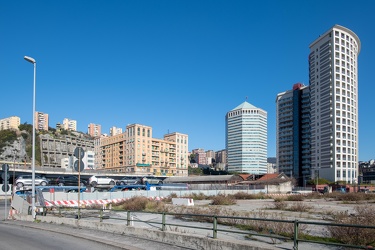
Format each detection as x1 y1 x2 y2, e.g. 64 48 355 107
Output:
0 220 192 250
0 222 126 250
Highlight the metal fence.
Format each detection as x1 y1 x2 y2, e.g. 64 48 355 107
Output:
48 206 375 250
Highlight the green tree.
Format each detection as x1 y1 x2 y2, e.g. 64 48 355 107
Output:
19 123 33 133
0 129 18 154
188 166 203 175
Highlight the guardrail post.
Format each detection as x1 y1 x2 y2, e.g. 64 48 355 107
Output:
58 207 61 216
99 208 103 222
213 216 217 239
293 220 299 250
127 211 131 226
162 212 166 231
77 207 81 220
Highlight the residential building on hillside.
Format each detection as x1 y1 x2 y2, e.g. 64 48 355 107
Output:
62 118 77 131
110 126 123 136
276 83 311 186
206 150 215 165
0 116 20 131
35 112 49 131
226 101 267 174
100 124 188 176
192 148 207 165
309 25 360 183
215 149 227 164
88 123 101 137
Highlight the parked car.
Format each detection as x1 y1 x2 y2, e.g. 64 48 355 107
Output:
15 175 49 188
88 175 115 187
141 176 163 185
49 176 87 186
116 177 142 186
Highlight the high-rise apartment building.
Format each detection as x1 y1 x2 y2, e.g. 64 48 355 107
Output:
35 112 49 131
226 101 267 174
88 123 101 137
192 148 207 165
94 135 106 169
206 150 215 165
215 149 227 165
110 126 123 136
309 25 360 183
100 124 188 176
164 132 189 176
62 118 77 131
276 83 311 185
0 116 20 131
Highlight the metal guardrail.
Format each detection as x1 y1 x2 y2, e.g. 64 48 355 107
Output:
48 207 375 250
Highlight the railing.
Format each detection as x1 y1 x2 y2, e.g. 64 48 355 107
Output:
49 207 375 250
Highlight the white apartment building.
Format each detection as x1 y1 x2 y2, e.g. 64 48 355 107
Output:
35 112 49 131
226 101 267 174
164 132 189 176
110 126 123 136
0 116 20 131
63 118 77 131
309 25 360 183
88 123 101 137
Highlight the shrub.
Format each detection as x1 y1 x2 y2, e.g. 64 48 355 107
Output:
286 195 304 201
273 197 286 202
288 202 311 212
328 206 375 246
210 194 236 205
273 200 288 210
184 192 208 200
118 196 150 211
232 192 271 200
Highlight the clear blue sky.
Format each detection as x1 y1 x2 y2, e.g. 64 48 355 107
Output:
1 1 375 161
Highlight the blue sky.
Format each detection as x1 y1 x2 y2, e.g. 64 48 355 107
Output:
1 1 375 161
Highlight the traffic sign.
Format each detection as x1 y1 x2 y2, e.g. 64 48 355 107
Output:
74 147 85 159
1 164 9 171
73 160 84 172
2 183 10 192
1 172 10 180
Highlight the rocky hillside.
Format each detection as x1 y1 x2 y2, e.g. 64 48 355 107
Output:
0 124 93 166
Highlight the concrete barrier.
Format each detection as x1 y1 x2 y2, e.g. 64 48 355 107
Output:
172 198 194 206
13 214 272 250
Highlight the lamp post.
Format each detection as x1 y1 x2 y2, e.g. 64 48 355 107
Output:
24 55 36 220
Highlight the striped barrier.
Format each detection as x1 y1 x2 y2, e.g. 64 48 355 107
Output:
45 197 165 207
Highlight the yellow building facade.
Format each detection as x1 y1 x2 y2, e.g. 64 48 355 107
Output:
100 124 188 176
0 116 20 131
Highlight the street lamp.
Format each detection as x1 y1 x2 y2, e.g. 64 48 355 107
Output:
24 55 36 220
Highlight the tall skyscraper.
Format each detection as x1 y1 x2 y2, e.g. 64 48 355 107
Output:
309 25 360 183
226 101 267 174
276 83 311 186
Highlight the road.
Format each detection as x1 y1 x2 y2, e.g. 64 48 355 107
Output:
0 199 191 250
0 222 125 250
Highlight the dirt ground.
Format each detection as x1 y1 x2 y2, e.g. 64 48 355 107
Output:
193 196 375 222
